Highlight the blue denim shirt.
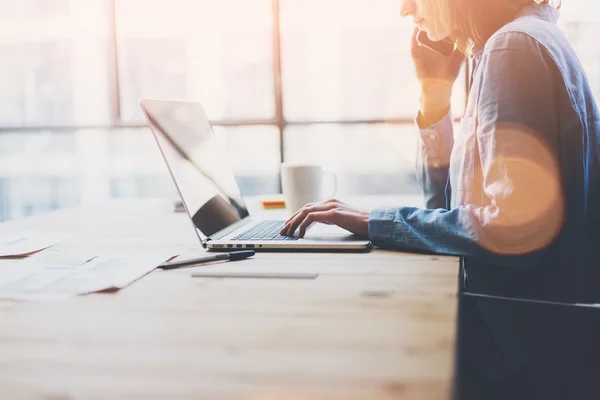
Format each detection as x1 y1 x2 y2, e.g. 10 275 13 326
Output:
368 4 600 303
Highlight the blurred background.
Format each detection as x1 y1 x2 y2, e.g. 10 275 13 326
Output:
0 0 598 221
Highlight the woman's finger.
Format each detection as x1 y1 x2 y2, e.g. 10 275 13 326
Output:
298 209 338 238
285 203 312 225
324 198 342 205
285 203 337 236
284 203 338 236
282 203 314 234
285 199 341 225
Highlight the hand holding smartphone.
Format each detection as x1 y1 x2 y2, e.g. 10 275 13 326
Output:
416 30 455 57
411 29 464 127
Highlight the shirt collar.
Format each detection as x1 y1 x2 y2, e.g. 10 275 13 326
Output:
471 4 560 57
520 3 560 24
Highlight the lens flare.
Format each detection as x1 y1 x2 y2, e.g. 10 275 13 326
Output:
458 122 565 255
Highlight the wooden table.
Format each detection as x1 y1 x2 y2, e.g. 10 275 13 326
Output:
0 197 460 400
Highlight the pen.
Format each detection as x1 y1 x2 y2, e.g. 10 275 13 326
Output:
159 250 255 270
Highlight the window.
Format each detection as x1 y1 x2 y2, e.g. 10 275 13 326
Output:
559 1 600 101
284 124 420 195
0 0 598 222
115 0 275 122
0 0 111 127
280 0 466 122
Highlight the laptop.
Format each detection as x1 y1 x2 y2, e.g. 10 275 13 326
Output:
140 99 371 252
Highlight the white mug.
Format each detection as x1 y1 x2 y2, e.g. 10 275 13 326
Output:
281 164 337 213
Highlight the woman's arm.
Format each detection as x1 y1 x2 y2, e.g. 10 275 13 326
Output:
415 110 454 210
370 32 564 260
410 28 463 210
283 33 562 263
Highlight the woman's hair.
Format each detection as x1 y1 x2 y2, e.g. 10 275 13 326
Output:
446 0 561 53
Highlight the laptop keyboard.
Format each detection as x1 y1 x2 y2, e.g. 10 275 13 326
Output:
230 220 298 241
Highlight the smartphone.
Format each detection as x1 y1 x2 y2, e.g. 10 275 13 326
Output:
416 30 455 57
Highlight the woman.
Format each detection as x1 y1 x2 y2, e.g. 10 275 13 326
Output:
282 0 600 397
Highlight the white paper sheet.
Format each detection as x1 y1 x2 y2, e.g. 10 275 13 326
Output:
0 252 175 301
0 232 65 258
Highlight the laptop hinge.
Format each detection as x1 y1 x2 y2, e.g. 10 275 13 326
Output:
201 238 210 248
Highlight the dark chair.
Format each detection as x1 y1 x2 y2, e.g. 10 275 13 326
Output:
454 267 600 400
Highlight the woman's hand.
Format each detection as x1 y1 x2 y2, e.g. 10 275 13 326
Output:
280 199 370 239
411 28 464 85
411 28 465 126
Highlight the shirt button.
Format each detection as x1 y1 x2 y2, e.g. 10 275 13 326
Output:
429 134 436 140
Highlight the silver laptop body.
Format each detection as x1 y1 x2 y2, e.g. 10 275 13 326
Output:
140 99 371 252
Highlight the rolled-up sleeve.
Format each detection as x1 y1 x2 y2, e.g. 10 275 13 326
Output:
416 110 454 210
369 32 563 261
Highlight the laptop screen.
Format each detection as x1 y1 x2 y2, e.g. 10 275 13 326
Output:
140 100 250 240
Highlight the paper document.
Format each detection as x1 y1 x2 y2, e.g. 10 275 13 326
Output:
0 252 175 301
25 247 98 267
0 232 65 258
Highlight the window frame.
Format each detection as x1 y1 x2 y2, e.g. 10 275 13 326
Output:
0 0 468 162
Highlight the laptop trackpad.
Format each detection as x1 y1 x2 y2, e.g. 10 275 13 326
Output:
302 223 359 241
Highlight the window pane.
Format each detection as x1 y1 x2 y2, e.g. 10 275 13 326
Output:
212 126 281 195
0 131 80 221
108 126 280 198
0 0 111 127
116 0 275 123
280 0 466 122
0 125 280 221
560 2 600 102
284 123 421 195
107 128 175 199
